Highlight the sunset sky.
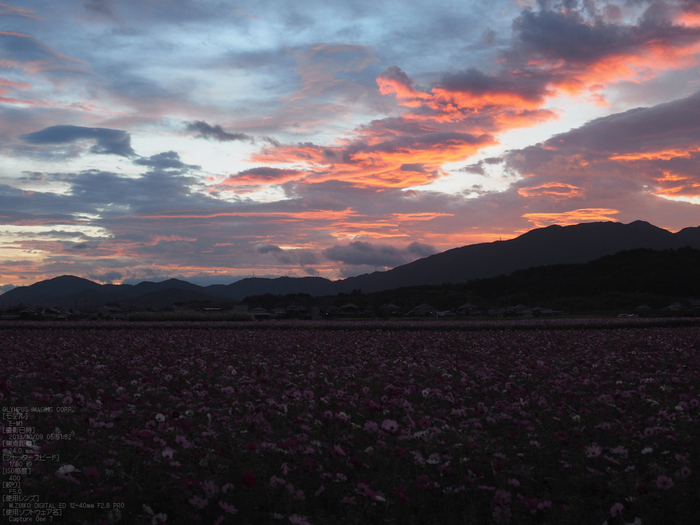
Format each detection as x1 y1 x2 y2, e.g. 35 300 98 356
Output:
1 0 700 290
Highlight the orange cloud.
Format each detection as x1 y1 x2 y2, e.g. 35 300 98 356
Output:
679 11 700 27
377 74 431 107
609 147 700 162
251 131 497 189
138 208 359 222
522 208 620 228
561 40 700 96
389 212 454 222
518 182 585 200
652 171 700 198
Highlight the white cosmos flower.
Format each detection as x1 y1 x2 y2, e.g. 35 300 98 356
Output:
57 464 79 475
151 513 167 524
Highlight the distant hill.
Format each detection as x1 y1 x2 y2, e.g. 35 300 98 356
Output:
2 220 699 309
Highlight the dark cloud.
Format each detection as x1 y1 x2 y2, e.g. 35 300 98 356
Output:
71 242 99 250
437 67 550 104
19 125 135 157
459 161 485 175
134 151 199 172
407 241 436 257
525 90 700 159
400 164 426 173
256 243 282 254
511 4 700 66
343 132 494 161
65 168 200 212
458 156 505 175
86 270 123 283
0 284 16 294
255 243 319 269
185 120 253 142
322 241 432 268
232 167 305 184
378 65 416 91
83 0 115 18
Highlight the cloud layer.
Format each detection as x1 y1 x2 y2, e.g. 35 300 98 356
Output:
1 0 699 287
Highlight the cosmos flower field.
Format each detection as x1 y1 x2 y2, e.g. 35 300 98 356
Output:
2 321 700 525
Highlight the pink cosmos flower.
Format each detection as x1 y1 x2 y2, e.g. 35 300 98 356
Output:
585 444 602 458
189 495 208 509
681 466 691 478
83 467 100 480
610 502 624 517
175 435 192 449
416 475 434 490
491 490 511 506
241 471 257 489
202 479 219 498
656 475 674 489
381 419 399 433
269 476 286 488
218 501 237 515
363 421 379 433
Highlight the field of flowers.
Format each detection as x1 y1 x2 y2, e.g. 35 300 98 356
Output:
2 322 699 524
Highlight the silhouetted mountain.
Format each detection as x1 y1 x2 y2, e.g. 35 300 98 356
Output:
236 247 700 315
2 221 699 309
210 277 340 301
0 275 103 308
335 221 700 293
459 246 700 308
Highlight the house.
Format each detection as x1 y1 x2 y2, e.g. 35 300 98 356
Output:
530 306 554 317
285 304 307 318
379 303 402 316
94 306 127 320
406 303 437 318
456 303 479 316
339 303 360 315
250 306 271 320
